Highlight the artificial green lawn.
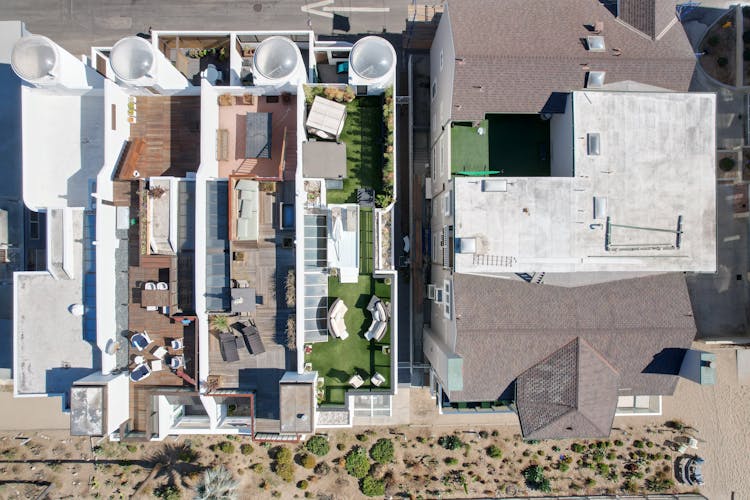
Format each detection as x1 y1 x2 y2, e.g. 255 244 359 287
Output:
325 96 384 205
307 274 392 405
451 120 489 174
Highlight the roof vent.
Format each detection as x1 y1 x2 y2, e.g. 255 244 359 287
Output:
585 71 606 88
109 36 156 82
586 35 606 52
11 35 59 84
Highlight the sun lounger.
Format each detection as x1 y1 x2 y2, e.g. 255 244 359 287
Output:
239 323 266 355
348 374 364 388
130 363 152 382
219 333 240 362
130 331 153 351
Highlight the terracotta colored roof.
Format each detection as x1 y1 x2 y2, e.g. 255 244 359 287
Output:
447 0 695 118
516 338 620 439
450 273 695 403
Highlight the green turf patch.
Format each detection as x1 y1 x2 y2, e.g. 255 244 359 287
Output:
326 97 384 205
451 121 489 174
307 274 392 405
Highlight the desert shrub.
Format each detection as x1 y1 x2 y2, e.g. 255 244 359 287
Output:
251 463 264 473
558 461 570 472
194 466 239 500
356 433 369 442
718 56 729 67
345 447 371 479
491 430 499 437
369 438 394 464
126 444 138 453
522 450 531 457
646 441 654 448
478 430 489 439
337 443 346 451
178 446 198 463
297 480 308 490
585 477 597 487
633 440 644 449
596 463 610 476
665 420 685 431
361 475 386 497
275 461 294 482
486 445 502 459
645 476 674 492
664 454 672 461
623 478 639 493
438 435 463 451
445 457 459 465
275 446 293 464
571 443 586 453
523 465 551 493
707 35 720 46
286 316 296 350
551 445 560 452
314 461 330 476
607 452 617 461
285 269 295 308
154 485 181 500
240 444 254 456
215 441 235 454
614 439 624 447
301 453 316 469
305 435 330 456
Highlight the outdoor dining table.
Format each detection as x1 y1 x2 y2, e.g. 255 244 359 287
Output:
141 289 170 307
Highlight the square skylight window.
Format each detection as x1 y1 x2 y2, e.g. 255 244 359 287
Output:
587 133 601 156
586 71 606 88
587 35 606 51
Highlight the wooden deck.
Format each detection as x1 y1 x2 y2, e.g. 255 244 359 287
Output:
128 96 201 178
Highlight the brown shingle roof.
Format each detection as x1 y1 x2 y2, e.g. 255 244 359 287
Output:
450 273 695 403
618 0 679 39
447 0 695 118
516 338 620 439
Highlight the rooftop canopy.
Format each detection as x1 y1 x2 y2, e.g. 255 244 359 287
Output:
306 96 347 139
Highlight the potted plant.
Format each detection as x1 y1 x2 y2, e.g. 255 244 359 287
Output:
148 185 166 199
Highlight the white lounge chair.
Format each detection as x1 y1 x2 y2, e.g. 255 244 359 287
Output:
144 282 157 290
371 372 386 387
169 356 184 370
156 282 168 290
131 331 153 351
130 363 152 382
348 374 364 388
171 338 184 350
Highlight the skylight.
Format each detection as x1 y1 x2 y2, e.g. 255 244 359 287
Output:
587 133 601 156
587 36 606 52
586 71 606 88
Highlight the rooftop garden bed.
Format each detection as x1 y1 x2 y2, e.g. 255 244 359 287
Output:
304 85 394 208
306 274 392 405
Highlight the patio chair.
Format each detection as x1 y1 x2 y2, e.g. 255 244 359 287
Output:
348 374 364 388
238 323 266 355
169 356 184 370
130 363 152 382
170 338 184 350
144 281 157 290
157 282 168 290
218 333 240 362
130 332 153 351
371 372 386 387
151 346 168 360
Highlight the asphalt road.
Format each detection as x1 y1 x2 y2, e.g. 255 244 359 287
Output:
0 0 410 54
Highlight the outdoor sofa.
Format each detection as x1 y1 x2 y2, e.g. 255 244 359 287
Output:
328 298 349 339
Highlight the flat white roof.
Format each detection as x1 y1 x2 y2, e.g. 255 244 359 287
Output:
454 91 716 274
14 209 96 395
21 88 103 210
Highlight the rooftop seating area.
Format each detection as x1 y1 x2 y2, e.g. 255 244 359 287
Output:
217 94 297 180
306 275 392 405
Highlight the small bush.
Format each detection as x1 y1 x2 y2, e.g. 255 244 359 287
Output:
585 477 597 487
305 435 330 457
720 157 736 171
337 443 346 451
275 461 294 482
718 56 729 67
154 485 181 500
369 438 394 464
361 475 386 497
240 444 254 456
596 463 610 476
297 480 309 490
486 445 502 459
177 447 198 463
478 430 489 439
645 475 674 492
646 441 654 448
607 452 617 461
356 434 369 442
522 450 531 457
614 439 624 447
215 441 235 454
275 446 293 464
558 461 570 472
126 444 138 453
523 465 551 493
251 463 264 473
571 443 586 453
314 461 330 476
665 420 685 431
551 445 560 452
301 453 316 469
491 430 499 437
345 447 371 479
438 435 463 451
633 440 644 449
445 457 459 465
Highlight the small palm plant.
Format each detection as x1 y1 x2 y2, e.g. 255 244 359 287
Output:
209 315 230 333
193 466 239 500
